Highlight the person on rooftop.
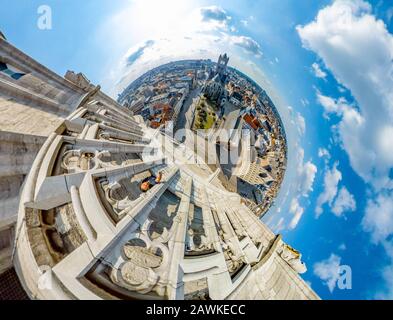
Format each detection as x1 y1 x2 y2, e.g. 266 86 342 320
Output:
140 171 163 192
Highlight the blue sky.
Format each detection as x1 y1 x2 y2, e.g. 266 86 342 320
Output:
3 0 393 299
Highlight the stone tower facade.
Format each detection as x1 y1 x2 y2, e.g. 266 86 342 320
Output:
216 53 229 81
0 35 319 300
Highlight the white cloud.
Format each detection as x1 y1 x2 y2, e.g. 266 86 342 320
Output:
312 62 327 79
332 186 356 217
318 148 331 159
338 243 347 251
316 162 342 217
300 98 309 107
314 253 342 293
362 192 393 244
299 162 317 196
240 19 249 27
376 264 393 299
228 35 263 57
278 146 317 231
273 217 285 233
200 6 230 22
296 112 306 136
199 6 232 30
298 0 393 297
289 198 305 229
297 0 393 190
297 148 317 196
316 93 350 118
288 106 306 136
126 40 155 66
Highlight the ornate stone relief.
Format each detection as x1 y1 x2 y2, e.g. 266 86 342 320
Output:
101 177 145 217
110 233 170 297
185 228 213 254
218 232 245 275
61 149 115 173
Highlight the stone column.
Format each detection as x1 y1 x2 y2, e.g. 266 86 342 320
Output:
233 202 275 247
212 196 244 261
200 188 222 253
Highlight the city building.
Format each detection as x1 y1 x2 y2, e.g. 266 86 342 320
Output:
201 54 231 107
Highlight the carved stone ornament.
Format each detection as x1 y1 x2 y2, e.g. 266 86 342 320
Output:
123 245 163 269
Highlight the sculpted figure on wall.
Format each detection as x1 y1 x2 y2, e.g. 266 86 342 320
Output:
278 243 307 274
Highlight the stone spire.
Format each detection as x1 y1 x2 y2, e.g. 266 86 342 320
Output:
216 53 229 80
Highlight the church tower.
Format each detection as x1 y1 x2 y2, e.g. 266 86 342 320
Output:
216 53 229 81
